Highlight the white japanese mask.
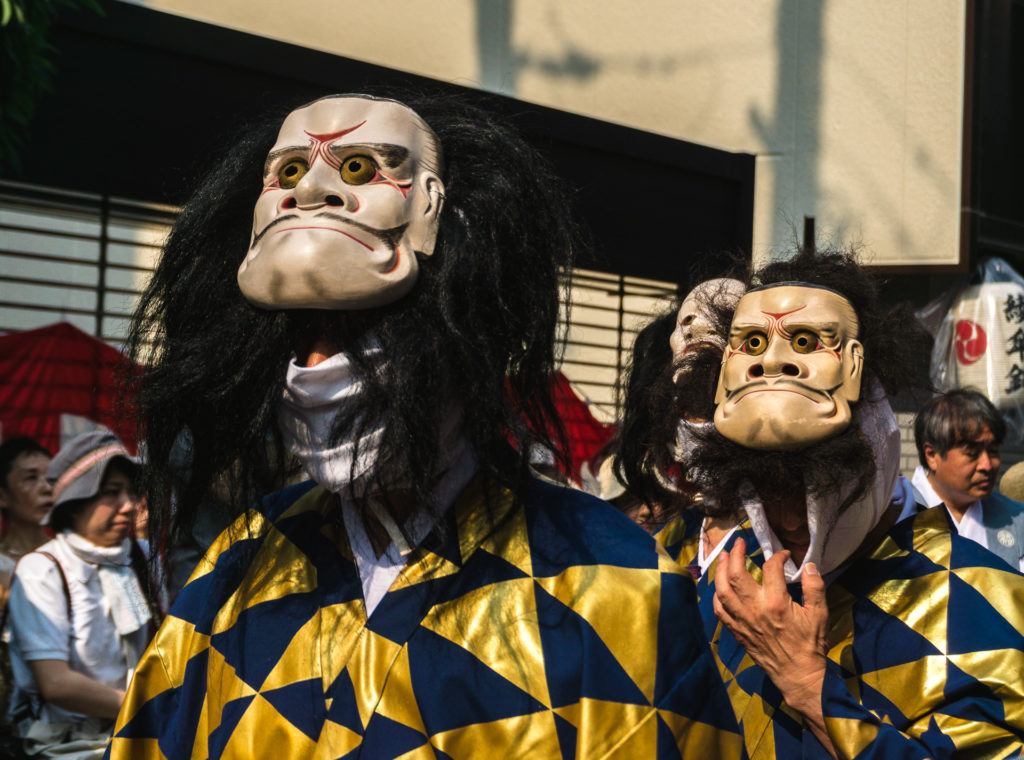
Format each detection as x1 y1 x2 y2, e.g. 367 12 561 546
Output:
669 278 745 364
238 96 445 310
714 284 864 450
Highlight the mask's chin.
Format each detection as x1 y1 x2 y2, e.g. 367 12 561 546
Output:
237 239 419 311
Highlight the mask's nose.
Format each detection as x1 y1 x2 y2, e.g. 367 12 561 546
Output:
681 311 708 342
749 339 800 379
289 164 348 211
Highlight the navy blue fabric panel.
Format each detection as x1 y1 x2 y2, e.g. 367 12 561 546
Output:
261 678 327 740
171 536 265 635
533 581 648 708
360 713 427 758
654 571 703 704
255 480 318 522
324 669 363 736
207 694 256 759
407 627 547 734
947 573 1024 655
525 478 660 576
850 597 944 671
210 591 320 690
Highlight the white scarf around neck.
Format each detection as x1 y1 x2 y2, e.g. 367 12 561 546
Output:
278 348 468 555
739 385 901 582
59 532 151 636
279 349 386 497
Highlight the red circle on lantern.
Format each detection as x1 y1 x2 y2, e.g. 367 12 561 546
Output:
954 319 987 365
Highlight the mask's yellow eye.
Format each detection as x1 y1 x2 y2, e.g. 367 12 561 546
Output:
743 332 768 355
790 331 819 354
278 159 308 189
340 155 377 185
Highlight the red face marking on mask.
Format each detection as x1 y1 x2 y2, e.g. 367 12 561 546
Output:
375 170 413 198
761 307 805 340
756 305 843 359
724 306 805 357
303 121 368 170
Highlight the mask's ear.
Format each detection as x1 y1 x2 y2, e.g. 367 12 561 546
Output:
835 339 864 402
410 173 445 257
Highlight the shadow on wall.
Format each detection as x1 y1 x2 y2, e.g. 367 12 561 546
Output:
474 0 687 96
475 0 820 257
750 1 958 261
748 0 824 258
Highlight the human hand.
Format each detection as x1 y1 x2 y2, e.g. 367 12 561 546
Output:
712 538 829 721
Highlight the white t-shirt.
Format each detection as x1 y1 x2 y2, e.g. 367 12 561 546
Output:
5 534 149 726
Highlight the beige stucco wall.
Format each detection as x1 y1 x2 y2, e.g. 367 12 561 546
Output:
123 0 966 268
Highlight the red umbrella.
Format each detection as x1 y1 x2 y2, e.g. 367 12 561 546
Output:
0 322 139 454
506 371 616 482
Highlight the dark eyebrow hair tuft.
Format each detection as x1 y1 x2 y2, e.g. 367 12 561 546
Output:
338 143 410 169
263 145 308 175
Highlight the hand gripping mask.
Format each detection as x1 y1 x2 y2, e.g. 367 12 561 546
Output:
238 95 445 309
713 283 864 450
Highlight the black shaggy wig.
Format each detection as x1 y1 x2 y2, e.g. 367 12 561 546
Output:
686 247 933 518
613 307 678 510
614 275 739 512
127 91 581 545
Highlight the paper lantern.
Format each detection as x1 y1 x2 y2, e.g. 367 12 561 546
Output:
942 282 1024 411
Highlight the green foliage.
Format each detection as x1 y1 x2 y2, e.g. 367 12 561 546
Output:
0 0 103 171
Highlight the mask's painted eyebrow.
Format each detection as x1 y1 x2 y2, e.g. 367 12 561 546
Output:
730 318 770 332
332 143 410 169
263 145 308 175
783 319 841 332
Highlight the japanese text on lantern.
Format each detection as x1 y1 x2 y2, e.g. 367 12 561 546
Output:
1005 294 1024 393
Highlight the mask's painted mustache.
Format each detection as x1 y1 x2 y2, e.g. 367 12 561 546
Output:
315 212 408 250
251 212 408 250
727 379 835 404
252 213 298 245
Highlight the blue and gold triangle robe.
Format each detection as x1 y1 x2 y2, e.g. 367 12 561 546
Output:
106 476 741 759
657 505 1024 759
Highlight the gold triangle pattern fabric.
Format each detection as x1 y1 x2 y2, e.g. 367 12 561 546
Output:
657 506 1024 758
106 476 740 759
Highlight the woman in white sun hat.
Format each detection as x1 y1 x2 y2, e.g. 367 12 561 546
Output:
4 428 160 759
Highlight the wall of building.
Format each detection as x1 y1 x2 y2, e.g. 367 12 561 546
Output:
124 0 967 269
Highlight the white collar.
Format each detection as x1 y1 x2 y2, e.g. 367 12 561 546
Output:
342 444 477 617
697 522 738 575
911 465 983 527
911 466 946 508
